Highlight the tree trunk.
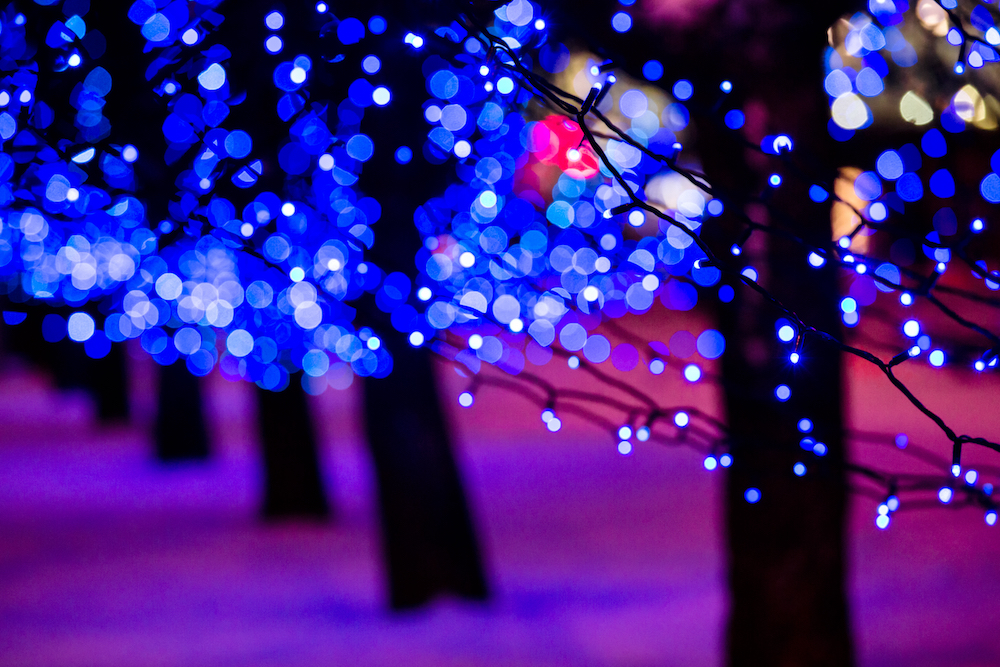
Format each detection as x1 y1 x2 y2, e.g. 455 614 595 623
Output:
155 361 209 461
256 377 330 519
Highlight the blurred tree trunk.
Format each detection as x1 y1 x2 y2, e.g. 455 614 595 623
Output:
155 361 209 461
256 377 330 519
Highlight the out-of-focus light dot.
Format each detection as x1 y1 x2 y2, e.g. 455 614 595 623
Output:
372 86 391 106
226 329 253 357
417 287 432 301
509 318 523 333
790 352 801 364
618 440 632 455
838 236 851 248
240 222 254 238
628 211 644 227
808 252 825 268
938 487 953 503
548 417 563 432
484 82 493 92
611 11 632 32
199 178 211 190
541 409 554 423
479 65 490 77
929 349 945 367
903 319 920 337
972 218 985 232
67 313 95 342
704 456 718 471
395 146 412 164
534 18 545 30
731 244 742 256
406 33 424 48
769 174 782 187
841 297 857 314
952 464 962 477
327 258 342 271
497 77 514 94
876 514 890 529
908 345 920 357
778 325 795 342
965 470 978 485
459 251 475 268
68 53 82 67
649 359 665 375
773 135 793 153
674 412 690 428
618 425 633 440
266 11 284 29
843 311 859 327
182 28 199 45
566 148 581 161
66 188 79 202
19 90 31 104
164 82 178 94
793 462 806 476
670 80 693 102
745 488 761 504
813 442 828 456
122 145 138 163
468 334 483 350
975 360 986 371
289 267 305 282
281 202 296 216
869 202 887 221
265 35 283 53
741 267 758 281
316 2 328 12
720 454 733 467
683 364 701 382
641 274 659 291
454 140 472 158
987 511 998 526
855 263 867 275
568 355 580 369
721 80 733 93
775 385 791 401
290 67 307 84
366 337 381 351
479 190 498 207
583 285 600 301
900 292 913 306
459 391 474 408
318 153 334 171
636 426 650 442
798 418 813 433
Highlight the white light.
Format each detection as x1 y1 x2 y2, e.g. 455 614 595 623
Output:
417 287 432 301
454 140 471 158
583 286 600 302
966 470 978 485
534 18 545 30
327 258 342 271
938 487 953 503
240 222 254 237
618 425 633 440
618 441 632 455
319 154 334 170
790 352 800 364
683 364 701 382
778 325 795 342
409 331 425 346
290 67 307 84
641 274 659 291
67 53 81 67
459 391 474 408
628 210 645 227
704 456 718 471
807 252 825 267
19 89 31 104
900 292 913 306
469 334 483 350
876 514 890 529
372 86 391 106
316 2 328 12
289 267 305 282
122 145 138 162
548 417 562 432
182 28 199 45
265 11 284 29
459 251 475 268
281 202 296 216
987 511 998 526
903 319 920 337
674 412 689 428
509 318 523 333
566 148 581 161
66 188 79 202
265 36 283 53
366 336 381 350
67 312 95 342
